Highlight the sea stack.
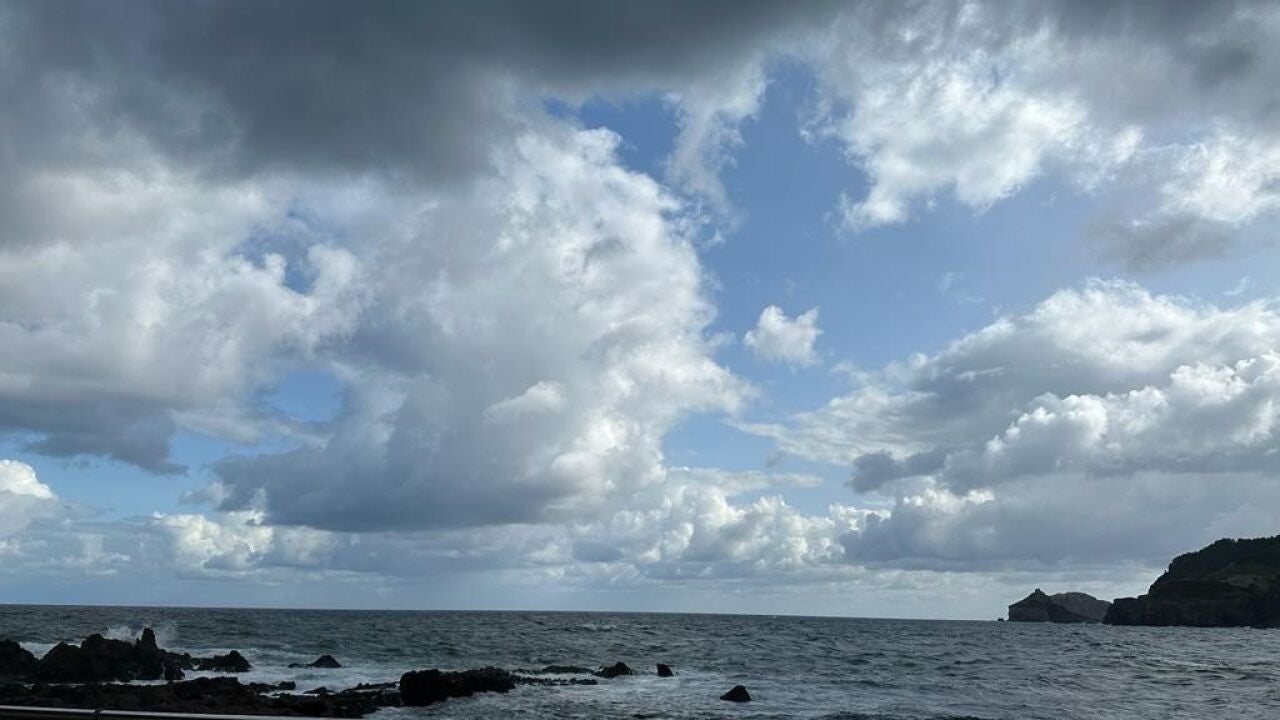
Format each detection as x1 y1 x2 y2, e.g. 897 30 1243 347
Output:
1007 589 1110 623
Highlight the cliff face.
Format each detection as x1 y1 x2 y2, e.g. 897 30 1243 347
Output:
1105 536 1280 627
1008 589 1110 623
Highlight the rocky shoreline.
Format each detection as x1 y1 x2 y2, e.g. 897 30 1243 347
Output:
1006 535 1280 627
0 630 745 717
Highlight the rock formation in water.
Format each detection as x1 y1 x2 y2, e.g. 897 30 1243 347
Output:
0 676 398 717
0 629 256 684
1007 589 1110 623
720 685 752 702
656 663 674 677
1105 536 1280 627
291 654 342 669
196 649 252 673
594 661 632 678
399 667 516 706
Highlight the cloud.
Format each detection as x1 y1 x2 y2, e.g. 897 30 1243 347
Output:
210 126 747 532
0 0 834 192
806 2 1141 230
2 0 1280 604
665 63 769 212
1225 275 1251 297
744 306 822 367
0 460 61 539
0 163 366 471
801 1 1280 263
747 280 1280 569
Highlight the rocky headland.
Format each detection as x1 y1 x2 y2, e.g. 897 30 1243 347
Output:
1007 589 1110 623
1104 535 1280 627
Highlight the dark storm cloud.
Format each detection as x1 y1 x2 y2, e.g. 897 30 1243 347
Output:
2 0 838 184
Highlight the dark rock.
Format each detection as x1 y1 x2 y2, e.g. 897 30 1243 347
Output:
27 629 221 684
138 628 158 650
399 667 517 707
0 676 400 717
306 687 331 696
656 663 674 677
1105 536 1280 627
195 650 251 673
162 659 185 683
594 661 632 678
349 682 396 691
1007 589 1110 623
80 633 141 681
515 675 598 687
291 654 342 669
132 628 167 681
720 685 751 702
539 664 592 674
0 640 38 681
34 642 96 683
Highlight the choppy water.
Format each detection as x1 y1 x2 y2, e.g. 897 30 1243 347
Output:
1 605 1278 719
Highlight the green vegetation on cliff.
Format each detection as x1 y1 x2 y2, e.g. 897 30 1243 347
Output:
1106 536 1280 627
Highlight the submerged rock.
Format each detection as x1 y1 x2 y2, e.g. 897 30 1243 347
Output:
656 663 674 677
399 667 517 707
720 685 751 702
594 661 632 679
1106 536 1280 627
539 664 592 675
1007 589 1110 623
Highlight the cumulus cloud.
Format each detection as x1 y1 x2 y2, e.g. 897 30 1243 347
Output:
210 126 747 532
747 280 1280 569
801 1 1280 263
0 460 61 538
744 306 822 367
0 164 366 471
0 0 805 476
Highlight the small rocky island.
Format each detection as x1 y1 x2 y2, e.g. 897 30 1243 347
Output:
1105 535 1280 627
1007 589 1110 623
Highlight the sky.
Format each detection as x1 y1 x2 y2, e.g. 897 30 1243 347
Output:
2 0 1280 619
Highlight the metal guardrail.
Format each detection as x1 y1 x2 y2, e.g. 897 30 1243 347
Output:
0 708 299 720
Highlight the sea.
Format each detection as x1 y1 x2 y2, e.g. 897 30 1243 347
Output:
2 605 1278 720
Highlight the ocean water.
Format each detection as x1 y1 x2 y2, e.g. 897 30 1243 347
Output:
1 605 1278 719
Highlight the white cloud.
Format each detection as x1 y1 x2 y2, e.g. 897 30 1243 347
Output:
797 2 1280 264
744 306 822 367
1225 275 1251 297
807 3 1141 231
0 459 54 499
0 459 61 540
0 160 367 471
211 125 748 532
1160 131 1280 225
665 63 768 213
747 280 1280 569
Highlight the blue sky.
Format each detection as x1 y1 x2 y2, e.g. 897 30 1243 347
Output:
2 0 1280 618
